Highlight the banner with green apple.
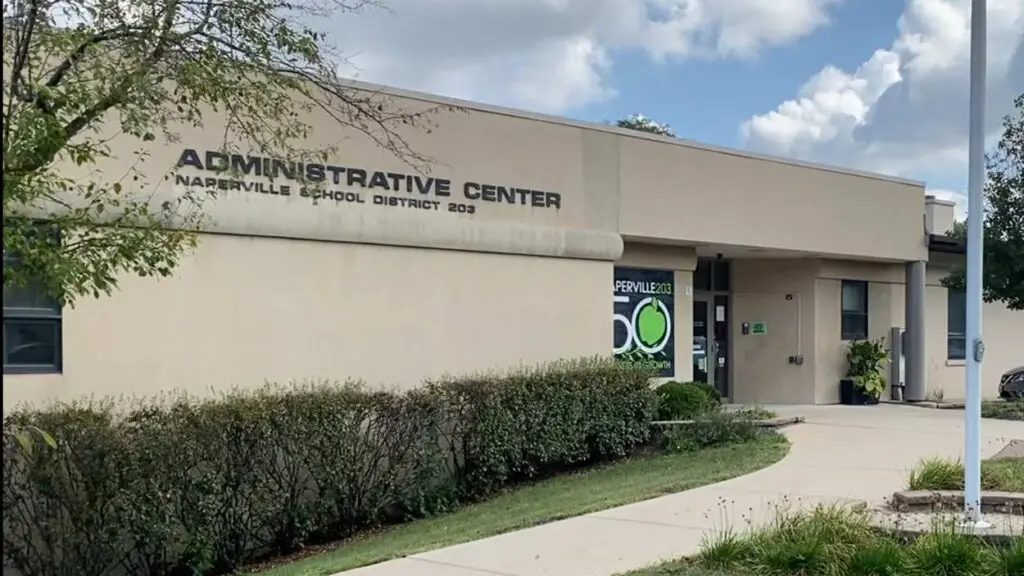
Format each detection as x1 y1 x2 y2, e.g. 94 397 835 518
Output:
613 268 675 377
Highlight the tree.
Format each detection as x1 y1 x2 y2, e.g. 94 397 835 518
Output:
3 0 445 304
615 114 676 138
943 93 1024 310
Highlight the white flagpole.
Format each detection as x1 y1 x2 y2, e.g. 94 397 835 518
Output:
962 0 987 527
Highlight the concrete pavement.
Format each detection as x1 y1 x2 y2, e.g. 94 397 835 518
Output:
337 404 1024 576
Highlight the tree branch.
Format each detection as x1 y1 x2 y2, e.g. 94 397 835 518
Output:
8 0 42 104
44 29 140 91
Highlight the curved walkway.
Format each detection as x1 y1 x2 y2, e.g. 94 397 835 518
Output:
339 405 1024 576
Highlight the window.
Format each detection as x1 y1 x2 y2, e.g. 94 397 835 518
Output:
694 259 731 292
947 288 966 360
840 280 868 340
3 257 62 374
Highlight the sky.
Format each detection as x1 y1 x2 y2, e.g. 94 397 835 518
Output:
327 0 1024 220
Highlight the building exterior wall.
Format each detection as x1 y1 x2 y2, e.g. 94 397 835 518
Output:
5 80 1020 408
47 82 927 261
730 259 818 405
3 234 616 408
926 196 957 236
924 285 1022 401
811 259 1022 402
617 140 926 261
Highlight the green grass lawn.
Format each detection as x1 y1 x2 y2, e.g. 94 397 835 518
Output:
247 435 790 576
984 458 1024 492
982 399 1024 421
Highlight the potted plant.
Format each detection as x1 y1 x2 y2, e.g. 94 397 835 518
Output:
840 338 889 405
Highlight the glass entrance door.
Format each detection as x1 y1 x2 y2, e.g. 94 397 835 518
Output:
693 295 730 397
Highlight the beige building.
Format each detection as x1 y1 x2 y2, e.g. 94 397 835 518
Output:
4 81 1021 409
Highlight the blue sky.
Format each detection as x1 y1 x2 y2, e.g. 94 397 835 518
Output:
579 1 906 149
335 0 1024 218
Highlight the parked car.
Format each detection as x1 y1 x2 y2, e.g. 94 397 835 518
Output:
999 365 1024 399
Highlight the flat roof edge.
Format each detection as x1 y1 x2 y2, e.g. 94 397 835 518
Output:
925 195 958 207
340 78 927 189
928 234 967 255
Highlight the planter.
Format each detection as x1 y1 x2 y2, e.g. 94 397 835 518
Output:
840 378 879 406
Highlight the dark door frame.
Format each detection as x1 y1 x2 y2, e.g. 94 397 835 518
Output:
693 290 732 399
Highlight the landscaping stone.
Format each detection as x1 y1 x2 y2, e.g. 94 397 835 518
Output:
868 508 1023 545
650 416 805 429
879 400 964 409
890 490 1024 514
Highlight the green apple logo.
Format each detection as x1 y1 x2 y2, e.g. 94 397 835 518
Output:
636 298 668 347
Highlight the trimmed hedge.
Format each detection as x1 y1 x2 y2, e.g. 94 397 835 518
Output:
2 358 654 576
655 380 719 420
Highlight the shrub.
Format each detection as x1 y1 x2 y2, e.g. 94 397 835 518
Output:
432 359 656 497
990 534 1024 576
2 402 130 576
2 357 655 576
733 406 777 420
744 506 875 575
662 412 761 453
982 400 1024 421
655 380 716 420
906 527 989 575
907 456 1024 492
847 537 906 576
693 381 722 407
907 457 965 491
690 504 1019 576
846 338 889 399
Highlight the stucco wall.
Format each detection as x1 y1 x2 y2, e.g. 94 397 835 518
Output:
3 234 616 410
925 291 1023 401
814 259 1022 403
731 259 819 404
42 81 928 266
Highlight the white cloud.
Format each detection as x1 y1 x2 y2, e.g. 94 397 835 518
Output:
323 0 840 113
741 0 1024 214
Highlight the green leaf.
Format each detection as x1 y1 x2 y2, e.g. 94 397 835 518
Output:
3 0 444 305
942 93 1024 310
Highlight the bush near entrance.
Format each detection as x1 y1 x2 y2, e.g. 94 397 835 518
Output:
2 358 655 576
656 380 721 420
846 338 889 400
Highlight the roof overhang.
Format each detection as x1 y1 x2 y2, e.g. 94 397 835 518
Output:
927 233 966 255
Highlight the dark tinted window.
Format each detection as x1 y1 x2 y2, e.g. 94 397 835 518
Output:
3 255 62 373
694 260 712 291
947 288 966 360
840 280 868 340
695 259 730 292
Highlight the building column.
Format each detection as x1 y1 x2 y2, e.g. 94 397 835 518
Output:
904 261 927 402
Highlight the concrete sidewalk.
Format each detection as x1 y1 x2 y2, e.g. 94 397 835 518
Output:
338 405 1024 576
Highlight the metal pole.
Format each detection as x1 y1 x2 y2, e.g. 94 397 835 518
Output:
963 0 987 527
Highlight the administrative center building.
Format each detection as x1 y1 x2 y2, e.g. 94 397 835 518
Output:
3 80 1022 408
